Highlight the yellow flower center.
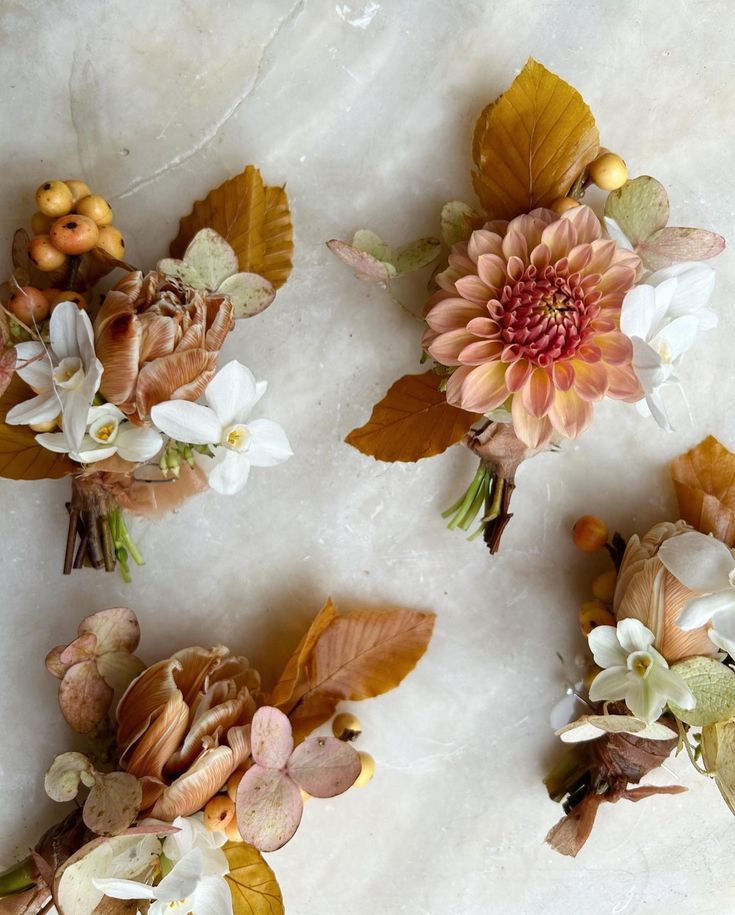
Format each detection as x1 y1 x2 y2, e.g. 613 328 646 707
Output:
223 423 251 453
628 650 654 679
89 413 121 446
53 356 84 390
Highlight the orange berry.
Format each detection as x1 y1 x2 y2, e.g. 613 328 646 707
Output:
51 291 87 311
31 211 54 235
9 286 50 324
28 235 67 272
50 215 99 255
226 767 246 802
572 515 609 552
203 795 235 832
224 819 243 843
41 288 61 306
579 600 616 636
75 194 113 226
592 569 617 603
63 179 92 206
550 197 580 215
96 225 125 259
353 752 375 788
589 153 628 191
35 180 73 217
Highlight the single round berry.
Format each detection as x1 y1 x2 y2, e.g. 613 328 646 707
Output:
203 795 235 831
550 196 580 215
9 286 50 324
579 599 616 635
224 819 243 843
572 515 609 552
332 712 362 742
63 179 92 206
28 235 67 272
591 569 617 604
353 751 376 788
96 225 125 259
31 211 54 235
226 766 247 802
35 180 73 217
589 152 628 191
75 194 113 227
51 290 87 311
50 214 99 255
41 288 61 307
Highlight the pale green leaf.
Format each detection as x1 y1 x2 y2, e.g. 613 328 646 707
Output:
669 656 735 725
604 176 670 247
156 257 205 288
393 237 441 275
45 752 96 802
701 721 735 814
440 201 477 247
218 272 276 318
352 229 392 262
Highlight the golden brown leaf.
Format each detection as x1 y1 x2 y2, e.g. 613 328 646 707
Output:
224 842 284 915
0 374 74 480
472 58 599 219
269 598 337 709
671 436 735 546
346 370 480 462
169 166 293 289
273 602 435 744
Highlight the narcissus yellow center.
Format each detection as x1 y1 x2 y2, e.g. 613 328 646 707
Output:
89 414 120 445
53 356 84 390
223 423 251 453
628 650 654 679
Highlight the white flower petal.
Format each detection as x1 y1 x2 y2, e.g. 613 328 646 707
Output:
625 678 664 724
649 277 678 333
617 618 655 654
650 315 699 362
246 418 293 467
588 625 628 669
87 404 126 424
644 386 673 432
115 424 163 463
659 531 735 593
14 342 51 391
631 337 668 393
5 391 60 425
604 217 634 251
49 301 83 361
207 448 251 495
588 667 630 703
156 849 203 903
191 875 234 915
151 401 222 445
651 262 716 322
76 445 118 464
649 664 696 710
678 591 735 629
34 432 72 454
621 284 657 339
92 877 157 901
61 389 94 452
205 360 260 426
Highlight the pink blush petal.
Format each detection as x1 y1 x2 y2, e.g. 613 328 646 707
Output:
566 244 592 274
580 239 617 276
505 359 532 392
607 363 644 401
287 736 362 798
577 343 602 363
552 361 575 391
454 275 492 304
595 332 634 365
541 218 576 262
425 297 486 333
458 340 504 365
511 396 554 448
530 243 551 269
466 317 500 338
598 264 636 296
428 329 477 366
250 706 293 770
476 254 507 291
468 230 503 261
501 230 528 263
521 367 554 418
611 247 641 272
506 256 525 282
446 362 509 413
548 388 594 439
562 205 602 244
571 360 609 402
236 766 303 852
506 214 548 249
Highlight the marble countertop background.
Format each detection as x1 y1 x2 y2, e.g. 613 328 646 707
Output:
1 1 734 913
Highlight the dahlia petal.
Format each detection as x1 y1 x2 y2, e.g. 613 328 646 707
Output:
521 367 554 418
458 340 504 365
566 244 592 274
552 361 575 391
428 329 477 366
581 239 617 276
506 214 548 249
425 297 486 333
530 243 551 269
594 332 634 365
548 388 594 439
571 360 609 402
528 208 559 227
598 264 636 296
482 219 509 235
446 362 509 413
541 218 576 262
454 275 492 305
476 254 507 291
562 205 602 244
501 230 528 263
467 230 503 262
511 396 554 448
611 247 642 273
465 317 500 338
606 363 643 401
577 343 602 363
505 359 532 392
506 256 525 282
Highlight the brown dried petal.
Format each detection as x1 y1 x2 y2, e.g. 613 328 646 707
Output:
96 311 142 406
149 746 235 820
134 349 217 419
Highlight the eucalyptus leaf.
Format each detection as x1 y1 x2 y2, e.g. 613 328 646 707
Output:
327 239 395 284
669 656 735 725
604 176 669 247
393 237 441 275
556 714 675 743
155 257 204 288
440 201 477 247
83 772 142 837
352 229 392 263
701 721 735 814
219 272 276 318
45 752 96 802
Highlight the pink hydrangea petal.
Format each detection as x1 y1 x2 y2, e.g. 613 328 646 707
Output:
570 360 609 402
287 737 361 798
428 329 477 366
511 395 554 448
236 765 303 852
476 254 507 290
594 332 634 365
250 706 293 770
548 388 594 439
425 297 486 333
562 205 602 244
458 340 504 365
505 359 532 392
467 230 503 262
454 275 492 304
521 367 554 418
446 362 509 413
552 361 575 391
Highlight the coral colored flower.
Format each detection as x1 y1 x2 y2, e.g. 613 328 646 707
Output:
423 206 642 447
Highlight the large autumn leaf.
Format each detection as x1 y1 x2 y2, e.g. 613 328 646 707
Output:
0 373 73 480
169 166 293 289
224 843 284 915
346 370 480 462
671 436 735 546
271 600 435 744
472 58 599 220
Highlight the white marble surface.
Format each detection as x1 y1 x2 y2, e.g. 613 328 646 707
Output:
1 1 734 913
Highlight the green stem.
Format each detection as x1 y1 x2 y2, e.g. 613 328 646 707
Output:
481 475 505 523
457 472 489 531
444 463 486 530
109 508 144 581
0 857 36 896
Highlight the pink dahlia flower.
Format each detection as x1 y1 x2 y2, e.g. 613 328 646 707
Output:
424 206 642 447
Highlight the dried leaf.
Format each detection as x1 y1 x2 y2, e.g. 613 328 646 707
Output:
0 374 74 480
440 201 478 247
472 58 599 219
0 349 15 398
269 599 338 709
556 714 676 743
57 660 114 734
159 228 238 290
236 766 303 852
275 603 435 744
75 249 134 294
169 166 293 289
45 752 96 802
346 370 480 462
671 436 735 546
669 656 735 726
605 177 725 271
326 238 395 284
392 238 441 275
83 772 142 837
701 720 735 814
287 735 361 797
223 842 284 915
353 230 392 262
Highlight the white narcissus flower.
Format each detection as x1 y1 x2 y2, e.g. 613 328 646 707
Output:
35 404 163 464
5 300 103 451
151 360 292 495
619 262 716 430
659 530 735 656
93 815 232 915
587 618 695 723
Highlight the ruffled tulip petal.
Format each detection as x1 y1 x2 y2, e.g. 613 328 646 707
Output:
659 531 735 594
136 350 218 419
150 747 235 820
250 706 293 769
246 419 293 467
235 766 303 852
96 313 143 406
206 449 251 495
151 401 222 446
122 693 190 779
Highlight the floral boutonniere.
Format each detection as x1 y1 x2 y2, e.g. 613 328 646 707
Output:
329 59 724 553
546 436 735 856
0 599 434 913
0 168 294 578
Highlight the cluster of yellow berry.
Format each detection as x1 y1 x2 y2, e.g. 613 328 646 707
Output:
200 712 376 841
550 150 628 215
8 178 126 326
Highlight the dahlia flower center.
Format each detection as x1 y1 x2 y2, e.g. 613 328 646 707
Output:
497 268 597 367
223 423 251 453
